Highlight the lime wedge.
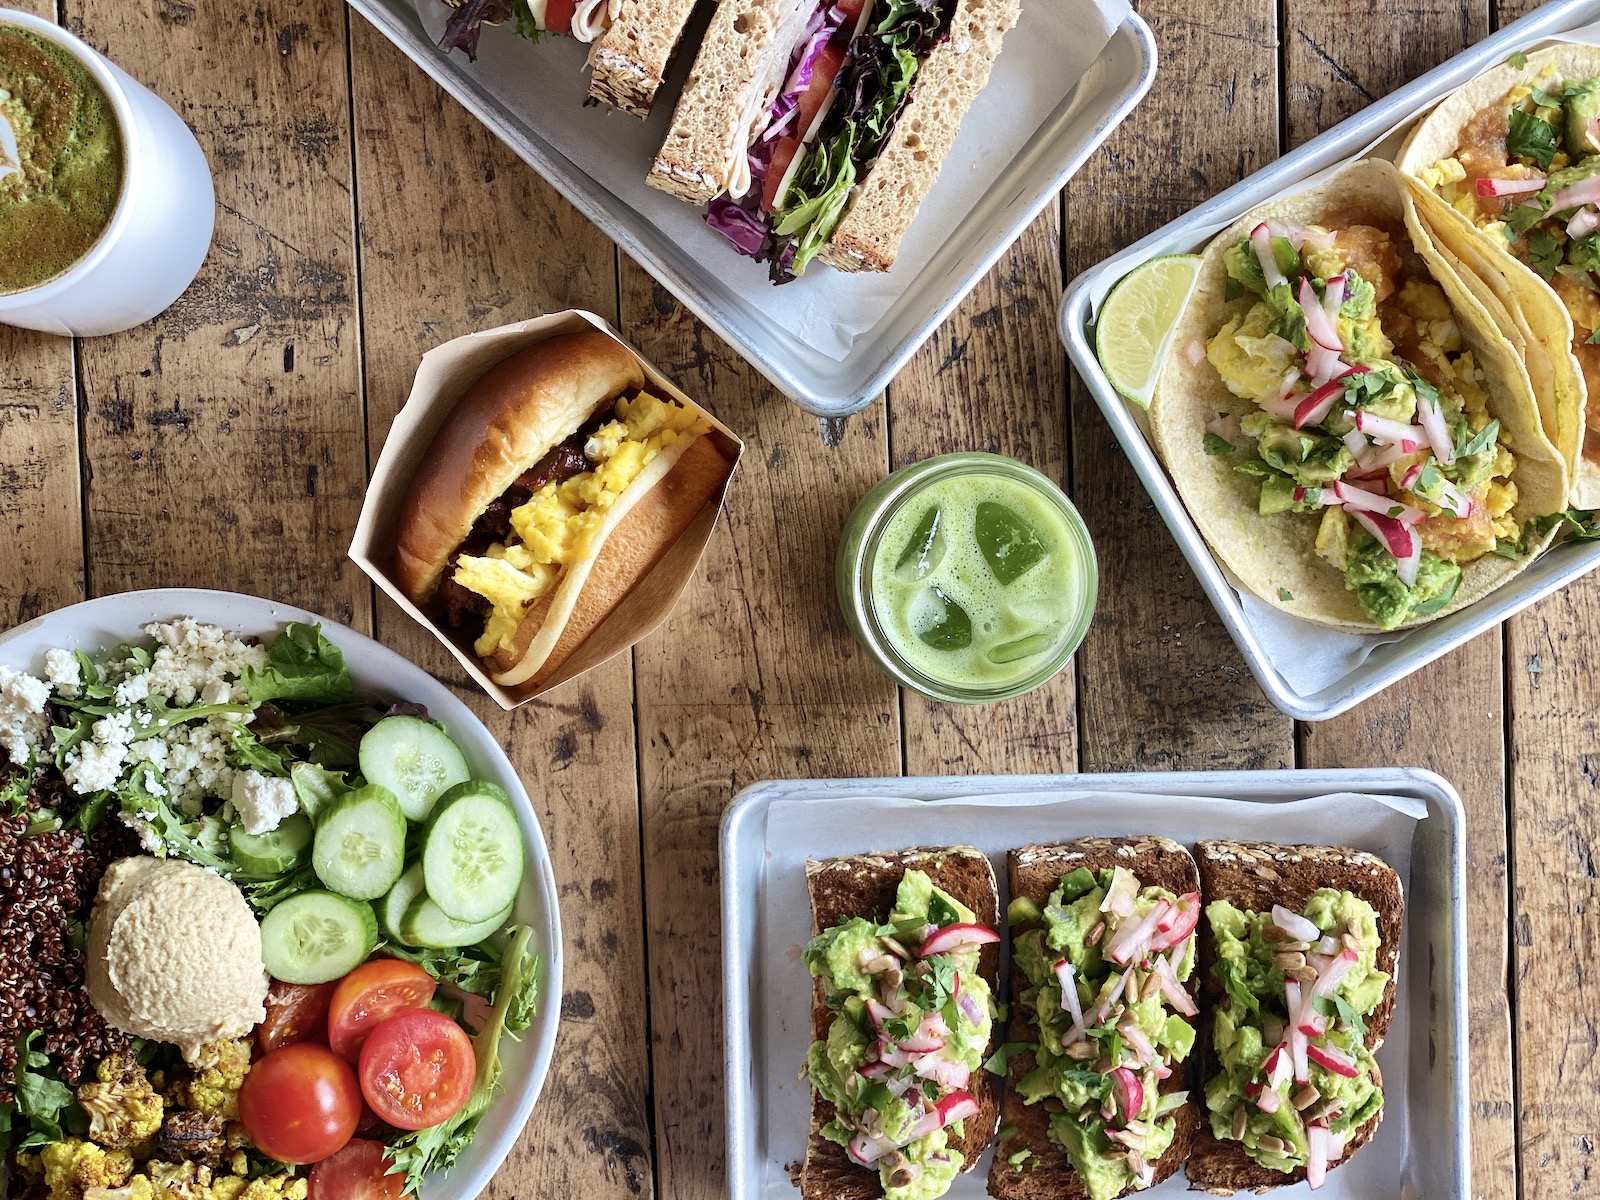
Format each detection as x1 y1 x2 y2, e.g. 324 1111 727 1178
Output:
1095 254 1203 408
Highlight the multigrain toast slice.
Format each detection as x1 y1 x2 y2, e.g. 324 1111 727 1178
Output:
1187 841 1403 1195
988 838 1202 1200
587 0 701 116
801 847 1001 1200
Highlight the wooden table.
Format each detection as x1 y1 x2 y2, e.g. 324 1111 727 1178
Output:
3 0 1588 1194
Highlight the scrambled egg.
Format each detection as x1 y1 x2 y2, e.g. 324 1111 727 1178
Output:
1206 315 1300 402
455 392 707 656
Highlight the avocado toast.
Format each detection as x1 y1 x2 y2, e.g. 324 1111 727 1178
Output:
1188 841 1403 1194
801 847 1002 1200
988 838 1202 1200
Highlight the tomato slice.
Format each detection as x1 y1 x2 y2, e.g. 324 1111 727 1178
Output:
328 960 438 1063
793 42 848 143
762 137 803 213
835 0 869 27
260 981 337 1054
309 1138 408 1200
359 1010 476 1132
239 1043 362 1166
544 0 576 35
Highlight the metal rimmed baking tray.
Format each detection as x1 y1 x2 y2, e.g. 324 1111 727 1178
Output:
722 768 1467 1199
346 0 1155 419
1060 0 1600 722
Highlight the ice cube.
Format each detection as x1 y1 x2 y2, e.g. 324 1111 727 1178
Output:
893 506 946 582
975 501 1048 585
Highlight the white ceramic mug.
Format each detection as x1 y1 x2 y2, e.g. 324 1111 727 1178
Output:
0 10 214 336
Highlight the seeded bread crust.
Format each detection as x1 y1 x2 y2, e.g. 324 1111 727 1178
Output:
987 839 1201 1200
816 0 1022 273
586 0 700 116
801 847 1001 1200
1185 841 1403 1195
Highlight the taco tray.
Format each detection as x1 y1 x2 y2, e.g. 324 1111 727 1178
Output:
345 0 1154 421
1060 0 1600 722
721 768 1468 1199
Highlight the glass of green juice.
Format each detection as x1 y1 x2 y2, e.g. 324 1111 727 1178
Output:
836 453 1098 703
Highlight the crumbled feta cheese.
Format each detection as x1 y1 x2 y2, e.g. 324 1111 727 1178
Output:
231 769 298 835
140 618 270 706
0 667 51 766
64 740 125 794
125 812 165 854
43 649 81 698
114 673 151 705
162 719 237 807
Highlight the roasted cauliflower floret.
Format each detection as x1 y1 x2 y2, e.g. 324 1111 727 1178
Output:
36 1138 134 1200
155 1111 229 1165
78 1051 165 1150
165 1040 251 1121
84 1180 156 1200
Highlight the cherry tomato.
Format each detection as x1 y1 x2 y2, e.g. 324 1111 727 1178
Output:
259 981 337 1054
308 1138 408 1200
359 1010 475 1131
239 1043 363 1165
544 0 576 34
328 960 438 1063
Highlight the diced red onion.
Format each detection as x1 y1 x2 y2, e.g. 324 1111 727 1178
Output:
957 990 985 1028
1206 413 1240 446
1570 207 1600 239
1334 481 1424 526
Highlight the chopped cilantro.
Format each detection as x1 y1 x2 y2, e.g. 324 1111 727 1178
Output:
1277 587 1294 601
1203 432 1237 456
1508 51 1529 69
1529 85 1564 109
1456 420 1500 459
1588 330 1600 345
1507 196 1552 237
983 1042 1031 1076
1569 234 1600 275
1508 109 1560 168
1526 229 1563 279
1008 1149 1034 1169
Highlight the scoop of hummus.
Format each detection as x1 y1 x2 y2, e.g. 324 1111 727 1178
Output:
86 857 269 1062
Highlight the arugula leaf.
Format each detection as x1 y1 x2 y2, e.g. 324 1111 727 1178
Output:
1508 109 1560 168
240 623 355 708
1526 229 1563 279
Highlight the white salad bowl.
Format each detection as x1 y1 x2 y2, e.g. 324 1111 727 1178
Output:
0 588 562 1200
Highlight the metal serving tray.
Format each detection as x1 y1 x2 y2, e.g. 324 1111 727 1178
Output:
347 0 1155 419
722 768 1468 1200
1061 0 1600 722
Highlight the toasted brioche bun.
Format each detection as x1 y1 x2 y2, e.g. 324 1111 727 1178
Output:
392 330 727 691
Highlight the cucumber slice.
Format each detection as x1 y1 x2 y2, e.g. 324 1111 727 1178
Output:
399 892 513 949
358 716 471 822
312 784 407 901
421 781 524 924
230 814 313 878
379 864 428 943
260 890 378 984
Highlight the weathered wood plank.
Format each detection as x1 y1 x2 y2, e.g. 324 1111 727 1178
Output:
1069 0 1293 772
0 0 83 628
69 0 369 626
1281 2 1518 1193
889 206 1078 775
624 265 900 1200
347 20 657 1199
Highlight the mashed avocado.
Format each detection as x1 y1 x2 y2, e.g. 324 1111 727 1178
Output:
1005 866 1198 1200
1203 890 1388 1173
801 869 994 1200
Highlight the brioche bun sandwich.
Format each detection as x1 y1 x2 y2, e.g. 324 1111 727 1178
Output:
394 330 733 694
646 0 1021 281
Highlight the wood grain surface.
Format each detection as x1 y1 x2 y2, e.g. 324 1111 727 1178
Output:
4 0 1593 1195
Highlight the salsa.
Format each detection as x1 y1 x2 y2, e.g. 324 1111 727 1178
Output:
0 26 123 294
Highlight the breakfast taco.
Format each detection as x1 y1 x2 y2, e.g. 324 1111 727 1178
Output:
1396 45 1600 503
1150 159 1568 632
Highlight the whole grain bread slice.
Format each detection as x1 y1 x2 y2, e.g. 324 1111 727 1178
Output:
1185 841 1403 1195
587 0 702 116
801 847 1001 1200
816 0 1022 274
987 838 1201 1200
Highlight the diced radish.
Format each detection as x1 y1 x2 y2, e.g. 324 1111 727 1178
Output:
1151 955 1199 1016
1258 389 1303 423
1414 388 1457 465
913 1053 970 1090
958 990 985 1028
1318 935 1340 957
1148 892 1201 953
919 923 999 957
1290 1028 1311 1085
1353 508 1421 584
1292 484 1337 507
1155 1063 1173 1080
1313 949 1361 999
1284 979 1305 1030
848 1132 892 1164
1349 409 1422 453
1100 867 1139 918
1322 273 1347 315
1341 427 1371 462
1300 278 1343 352
1256 1085 1281 1114
935 1091 980 1126
1307 1122 1330 1189
1272 905 1321 942
1206 413 1241 446
1054 960 1085 1027
1570 207 1600 239
1118 1017 1157 1065
1107 902 1168 966
1185 338 1207 366
866 999 892 1032
1327 1126 1349 1161
1307 1042 1360 1078
859 1061 894 1081
1475 175 1546 197
1550 174 1600 211
1111 1067 1144 1125
1261 1043 1291 1091
1252 223 1287 290
878 1043 911 1068
1294 378 1347 429
1305 341 1342 385
1334 481 1424 527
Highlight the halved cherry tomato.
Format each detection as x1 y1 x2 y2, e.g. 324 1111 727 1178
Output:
544 0 576 34
259 981 337 1054
359 1010 476 1132
793 42 848 142
308 1138 408 1200
328 960 437 1063
239 1043 362 1165
762 136 802 213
